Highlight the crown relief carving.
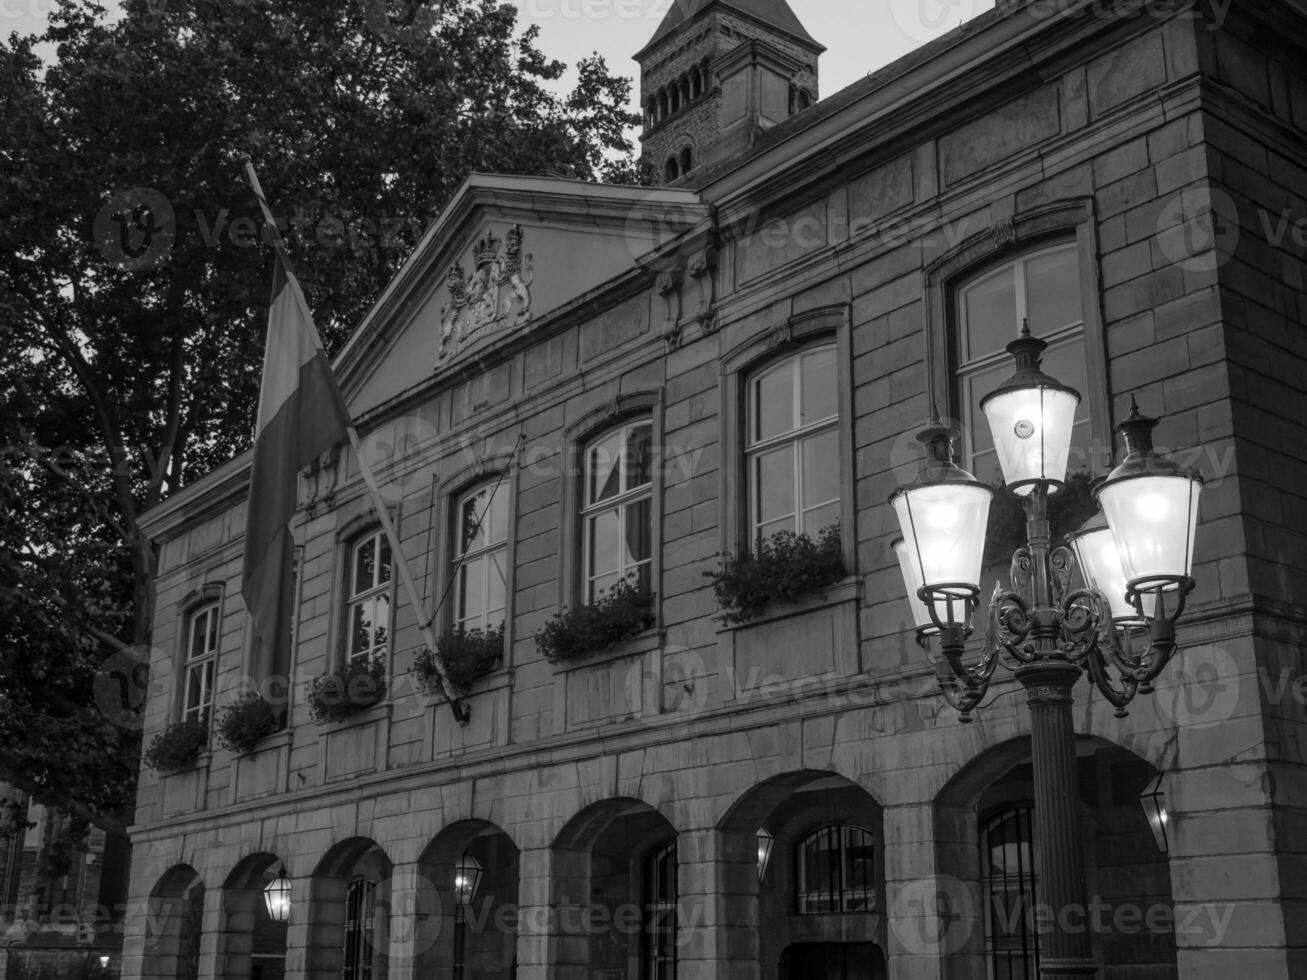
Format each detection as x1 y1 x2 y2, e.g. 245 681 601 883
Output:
437 224 535 366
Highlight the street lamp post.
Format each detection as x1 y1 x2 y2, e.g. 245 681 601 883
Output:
890 324 1202 980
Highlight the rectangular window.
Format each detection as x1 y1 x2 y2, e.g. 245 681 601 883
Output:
747 345 841 544
455 482 509 632
342 877 376 980
182 604 219 725
347 532 392 663
582 421 654 601
643 842 677 980
957 243 1091 484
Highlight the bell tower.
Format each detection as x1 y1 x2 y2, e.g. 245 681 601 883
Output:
636 0 824 185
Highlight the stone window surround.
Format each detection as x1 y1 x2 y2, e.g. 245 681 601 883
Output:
174 580 225 727
719 304 856 568
557 390 666 631
428 450 520 666
923 199 1111 472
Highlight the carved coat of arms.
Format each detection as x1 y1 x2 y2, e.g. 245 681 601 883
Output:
437 225 534 363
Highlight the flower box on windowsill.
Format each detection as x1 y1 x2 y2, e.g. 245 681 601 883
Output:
228 726 291 760
550 627 665 672
716 576 861 633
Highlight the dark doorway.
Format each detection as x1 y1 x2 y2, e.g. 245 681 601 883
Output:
780 942 886 980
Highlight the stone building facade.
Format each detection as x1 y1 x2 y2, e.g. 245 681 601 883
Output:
122 1 1307 978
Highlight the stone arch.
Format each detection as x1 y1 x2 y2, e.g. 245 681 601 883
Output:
412 819 521 977
304 838 392 979
932 735 1177 980
718 771 887 980
550 798 679 976
679 146 693 175
216 852 288 980
142 865 205 980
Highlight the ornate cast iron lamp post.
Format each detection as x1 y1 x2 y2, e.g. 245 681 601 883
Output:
890 324 1202 979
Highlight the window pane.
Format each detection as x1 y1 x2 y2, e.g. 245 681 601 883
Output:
753 362 794 442
801 429 840 509
487 482 509 544
802 502 841 538
459 557 485 623
755 446 795 526
487 550 506 618
964 266 1018 361
589 508 620 578
189 610 207 660
800 347 838 426
371 594 388 652
353 536 376 595
186 665 204 716
461 491 485 553
625 423 653 490
624 496 653 568
589 571 619 600
965 360 1010 464
1026 248 1083 334
204 607 218 653
588 430 623 504
350 602 372 656
378 536 392 585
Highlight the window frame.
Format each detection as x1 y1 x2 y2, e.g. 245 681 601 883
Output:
794 822 878 916
343 528 394 667
745 343 842 545
452 478 511 634
175 580 224 729
720 305 856 567
342 876 378 980
924 202 1111 481
641 840 678 980
980 804 1040 979
580 418 656 603
559 391 665 622
431 449 519 663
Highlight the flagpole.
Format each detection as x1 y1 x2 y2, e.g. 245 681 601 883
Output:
344 427 472 725
241 156 472 725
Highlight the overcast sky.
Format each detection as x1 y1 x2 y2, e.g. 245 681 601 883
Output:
5 0 997 107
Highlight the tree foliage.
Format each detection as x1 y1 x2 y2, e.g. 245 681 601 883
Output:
0 0 641 839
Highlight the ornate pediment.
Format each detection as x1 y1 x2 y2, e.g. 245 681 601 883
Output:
436 224 534 365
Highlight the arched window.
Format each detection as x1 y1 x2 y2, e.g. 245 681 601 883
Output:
581 420 653 601
691 68 702 98
956 242 1090 484
981 806 1040 979
346 530 391 664
670 85 680 113
643 842 677 979
342 877 378 980
664 157 680 182
679 147 693 175
454 481 509 632
746 344 840 544
795 824 876 914
182 602 220 726
658 90 668 119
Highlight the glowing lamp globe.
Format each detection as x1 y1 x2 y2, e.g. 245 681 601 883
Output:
1067 512 1154 624
454 854 483 906
1095 400 1202 604
889 423 993 629
892 537 938 636
756 828 775 882
979 322 1081 496
1140 772 1170 853
263 869 293 922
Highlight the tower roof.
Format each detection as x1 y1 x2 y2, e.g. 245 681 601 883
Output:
637 0 824 60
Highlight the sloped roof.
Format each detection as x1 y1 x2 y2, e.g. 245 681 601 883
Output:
639 0 823 58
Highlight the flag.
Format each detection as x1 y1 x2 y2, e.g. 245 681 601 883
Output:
241 255 352 689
